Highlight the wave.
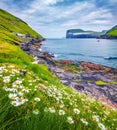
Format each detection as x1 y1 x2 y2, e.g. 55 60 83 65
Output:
90 55 104 58
89 55 117 60
67 53 85 56
54 52 117 62
54 54 59 58
104 57 117 60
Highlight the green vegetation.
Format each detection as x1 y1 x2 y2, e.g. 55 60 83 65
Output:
0 9 117 130
95 80 117 86
54 60 83 73
95 81 108 86
110 81 117 85
0 9 42 44
106 25 117 36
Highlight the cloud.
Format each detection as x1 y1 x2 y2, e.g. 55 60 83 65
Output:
43 0 64 5
0 0 116 38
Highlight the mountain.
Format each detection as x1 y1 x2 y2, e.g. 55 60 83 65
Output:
66 29 105 38
106 25 117 36
0 9 42 44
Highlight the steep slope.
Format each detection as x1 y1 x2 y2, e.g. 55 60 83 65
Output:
106 25 117 36
0 9 117 130
0 9 42 44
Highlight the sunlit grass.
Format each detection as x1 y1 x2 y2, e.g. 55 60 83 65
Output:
0 63 117 130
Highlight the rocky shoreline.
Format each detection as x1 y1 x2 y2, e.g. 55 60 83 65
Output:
20 38 117 108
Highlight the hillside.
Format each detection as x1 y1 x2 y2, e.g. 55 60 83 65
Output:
106 25 117 36
0 9 42 44
66 29 104 38
0 9 117 130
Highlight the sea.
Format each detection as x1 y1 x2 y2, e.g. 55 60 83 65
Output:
41 38 117 68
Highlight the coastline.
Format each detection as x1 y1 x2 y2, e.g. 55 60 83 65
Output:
20 38 117 108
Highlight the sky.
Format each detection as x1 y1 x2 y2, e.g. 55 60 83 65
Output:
0 0 117 38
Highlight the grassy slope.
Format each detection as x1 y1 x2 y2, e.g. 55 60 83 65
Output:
0 9 117 130
0 9 42 44
106 25 117 36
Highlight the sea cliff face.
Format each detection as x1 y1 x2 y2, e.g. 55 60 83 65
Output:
66 29 104 38
66 27 117 39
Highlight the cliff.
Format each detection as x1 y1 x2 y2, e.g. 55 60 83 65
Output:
66 29 104 38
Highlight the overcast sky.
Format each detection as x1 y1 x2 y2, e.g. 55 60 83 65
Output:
0 0 117 38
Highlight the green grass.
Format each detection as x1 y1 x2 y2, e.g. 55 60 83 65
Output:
0 9 42 45
0 9 117 130
106 25 117 36
0 63 117 130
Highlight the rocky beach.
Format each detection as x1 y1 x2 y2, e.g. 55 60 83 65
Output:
20 38 117 108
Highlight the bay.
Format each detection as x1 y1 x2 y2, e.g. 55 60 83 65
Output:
41 38 117 68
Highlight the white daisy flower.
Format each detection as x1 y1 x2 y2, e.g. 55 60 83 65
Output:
92 115 99 122
59 110 65 115
98 123 106 130
18 92 24 96
33 109 39 115
19 85 24 89
32 61 38 64
8 93 17 99
49 107 56 113
11 101 20 107
3 87 11 92
34 97 41 102
67 116 74 124
73 108 80 114
10 88 17 93
11 97 28 107
3 76 10 83
15 80 22 85
60 104 64 108
81 118 88 125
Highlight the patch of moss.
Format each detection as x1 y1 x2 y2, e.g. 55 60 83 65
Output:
54 60 83 74
110 81 117 85
95 80 108 86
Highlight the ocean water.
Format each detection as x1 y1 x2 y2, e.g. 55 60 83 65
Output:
41 38 117 68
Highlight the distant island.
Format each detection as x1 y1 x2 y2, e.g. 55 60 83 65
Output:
66 25 117 39
66 29 106 38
